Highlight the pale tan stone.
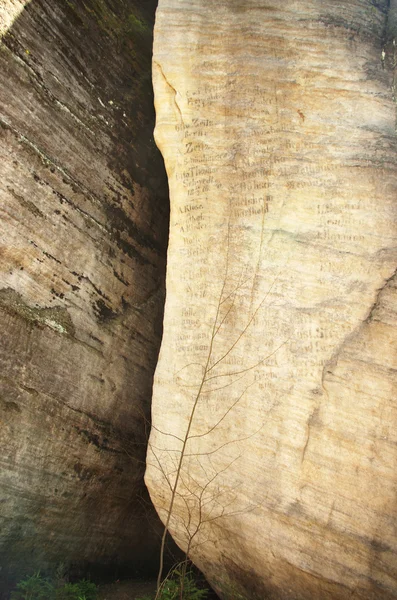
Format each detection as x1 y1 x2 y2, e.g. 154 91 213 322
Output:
146 1 397 598
0 0 30 37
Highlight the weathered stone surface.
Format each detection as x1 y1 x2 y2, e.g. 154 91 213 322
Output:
146 1 397 599
0 0 168 589
0 1 29 37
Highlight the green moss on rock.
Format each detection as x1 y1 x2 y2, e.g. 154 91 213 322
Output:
0 288 75 336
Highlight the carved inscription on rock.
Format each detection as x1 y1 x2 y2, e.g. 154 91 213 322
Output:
147 2 397 599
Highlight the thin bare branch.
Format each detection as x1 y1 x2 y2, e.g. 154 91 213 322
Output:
152 224 285 597
204 338 288 382
187 383 254 440
151 424 185 443
185 425 263 457
207 274 281 373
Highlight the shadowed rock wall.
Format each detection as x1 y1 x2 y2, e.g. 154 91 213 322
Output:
0 0 168 590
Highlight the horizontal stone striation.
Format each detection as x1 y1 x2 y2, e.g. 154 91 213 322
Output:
0 0 168 589
147 1 397 599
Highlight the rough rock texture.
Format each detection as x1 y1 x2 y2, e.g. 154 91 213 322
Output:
146 1 397 599
0 1 31 37
0 0 168 590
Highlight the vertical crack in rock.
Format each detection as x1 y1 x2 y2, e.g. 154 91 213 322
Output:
366 267 397 321
153 60 185 126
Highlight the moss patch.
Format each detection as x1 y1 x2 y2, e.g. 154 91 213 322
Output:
0 288 75 336
386 3 397 41
65 0 151 51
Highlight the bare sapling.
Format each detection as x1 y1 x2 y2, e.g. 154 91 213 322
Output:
147 232 289 599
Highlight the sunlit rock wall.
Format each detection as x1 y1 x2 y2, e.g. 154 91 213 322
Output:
0 0 168 589
147 1 397 599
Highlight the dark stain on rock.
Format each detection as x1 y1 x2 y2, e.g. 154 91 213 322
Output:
112 268 129 286
1 399 22 413
73 462 94 481
74 426 122 454
7 186 44 218
88 333 104 346
217 558 269 600
105 203 161 253
43 250 62 264
369 538 392 553
50 288 65 300
94 298 118 323
113 234 153 266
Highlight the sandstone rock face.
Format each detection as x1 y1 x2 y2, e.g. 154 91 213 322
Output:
0 1 29 37
146 1 397 599
0 0 168 588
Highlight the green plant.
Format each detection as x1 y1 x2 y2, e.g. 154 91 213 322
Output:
11 573 97 600
126 14 149 37
74 580 97 600
55 580 97 600
54 563 68 588
137 565 208 600
11 572 54 600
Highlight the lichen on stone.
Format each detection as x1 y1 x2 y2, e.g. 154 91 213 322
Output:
0 288 75 336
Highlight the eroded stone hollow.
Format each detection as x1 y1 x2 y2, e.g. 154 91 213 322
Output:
0 0 169 591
